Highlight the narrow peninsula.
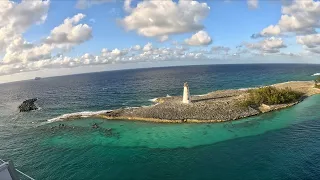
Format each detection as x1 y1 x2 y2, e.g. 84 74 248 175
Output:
64 81 320 123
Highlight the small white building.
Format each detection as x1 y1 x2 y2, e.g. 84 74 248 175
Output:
183 82 191 104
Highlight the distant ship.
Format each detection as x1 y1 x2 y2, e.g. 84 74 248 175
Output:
34 77 41 80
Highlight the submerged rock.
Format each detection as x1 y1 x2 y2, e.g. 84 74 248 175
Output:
18 98 38 112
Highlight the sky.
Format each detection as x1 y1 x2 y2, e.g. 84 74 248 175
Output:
0 0 320 83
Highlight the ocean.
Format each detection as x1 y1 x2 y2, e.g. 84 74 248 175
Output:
1 64 320 179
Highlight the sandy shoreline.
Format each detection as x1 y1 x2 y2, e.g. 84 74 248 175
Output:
52 81 320 124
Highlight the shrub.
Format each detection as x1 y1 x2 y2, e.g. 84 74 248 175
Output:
314 76 320 89
315 76 320 83
241 86 303 107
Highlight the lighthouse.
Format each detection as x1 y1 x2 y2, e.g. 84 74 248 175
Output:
183 82 191 104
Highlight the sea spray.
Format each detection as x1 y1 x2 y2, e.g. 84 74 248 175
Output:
47 110 112 122
47 103 160 123
148 98 158 102
149 95 170 101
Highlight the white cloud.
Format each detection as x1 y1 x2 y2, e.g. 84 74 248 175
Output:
44 13 92 49
99 48 128 59
2 36 52 64
297 34 320 48
279 52 301 57
143 43 153 51
247 0 258 9
0 0 215 76
158 35 169 42
131 45 141 51
0 0 50 32
297 34 320 54
0 0 51 64
111 48 127 57
211 46 230 54
246 37 287 53
258 0 320 36
185 31 212 46
120 0 210 39
0 42 217 76
124 0 133 13
307 48 320 54
1 12 93 65
0 1 94 73
279 0 320 34
0 0 50 53
261 25 281 36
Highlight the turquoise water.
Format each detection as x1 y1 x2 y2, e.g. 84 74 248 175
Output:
1 64 320 179
44 94 320 149
45 95 320 148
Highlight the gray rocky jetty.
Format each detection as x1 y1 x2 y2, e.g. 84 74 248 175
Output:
59 81 320 123
96 81 320 123
101 89 260 122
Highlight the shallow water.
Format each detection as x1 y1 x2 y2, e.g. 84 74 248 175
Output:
1 64 320 179
42 94 320 149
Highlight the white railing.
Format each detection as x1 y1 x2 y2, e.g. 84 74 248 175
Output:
0 159 35 180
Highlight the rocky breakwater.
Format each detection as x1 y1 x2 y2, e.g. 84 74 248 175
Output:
18 98 38 112
97 81 320 123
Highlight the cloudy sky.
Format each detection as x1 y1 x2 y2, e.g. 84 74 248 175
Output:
0 0 319 83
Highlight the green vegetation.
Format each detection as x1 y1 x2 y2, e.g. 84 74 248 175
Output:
314 76 320 88
241 86 303 107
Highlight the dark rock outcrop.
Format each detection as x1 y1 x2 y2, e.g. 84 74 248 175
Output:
18 98 38 112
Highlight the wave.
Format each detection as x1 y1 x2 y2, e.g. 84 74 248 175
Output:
47 110 112 123
149 94 171 101
312 73 320 76
46 102 164 124
238 87 255 91
124 106 140 109
195 93 209 97
195 94 205 97
148 98 158 102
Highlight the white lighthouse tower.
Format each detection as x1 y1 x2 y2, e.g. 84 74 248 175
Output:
183 82 191 104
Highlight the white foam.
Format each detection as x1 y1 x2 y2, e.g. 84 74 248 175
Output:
195 93 210 97
46 103 160 123
312 73 320 76
149 95 170 101
238 87 254 91
124 106 140 109
195 94 206 97
47 110 112 123
148 98 158 102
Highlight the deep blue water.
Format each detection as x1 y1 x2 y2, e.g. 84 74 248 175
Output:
1 64 320 179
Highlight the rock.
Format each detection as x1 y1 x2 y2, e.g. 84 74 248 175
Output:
18 98 38 112
258 104 271 113
92 123 99 129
